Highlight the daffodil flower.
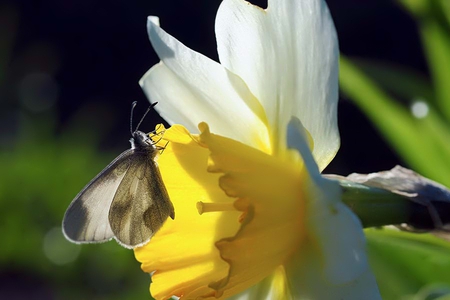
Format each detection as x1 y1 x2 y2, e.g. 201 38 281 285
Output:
135 0 381 299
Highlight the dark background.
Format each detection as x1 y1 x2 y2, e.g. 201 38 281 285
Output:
0 0 426 299
2 0 425 171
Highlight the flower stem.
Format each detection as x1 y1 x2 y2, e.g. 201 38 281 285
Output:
338 180 427 228
326 167 450 232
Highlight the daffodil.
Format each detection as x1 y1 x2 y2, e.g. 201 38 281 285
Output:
135 0 381 299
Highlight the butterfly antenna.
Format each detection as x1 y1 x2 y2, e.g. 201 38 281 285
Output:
160 140 170 155
130 101 138 135
135 102 158 132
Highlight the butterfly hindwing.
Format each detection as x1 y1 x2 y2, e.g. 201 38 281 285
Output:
62 150 134 243
108 149 174 248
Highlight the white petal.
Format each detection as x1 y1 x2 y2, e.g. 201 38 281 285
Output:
308 200 369 284
287 117 321 183
216 0 340 169
287 117 377 288
227 267 292 300
227 276 280 300
142 17 270 149
285 244 381 300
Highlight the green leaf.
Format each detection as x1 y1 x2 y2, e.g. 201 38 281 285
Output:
420 19 450 121
366 229 450 300
339 57 450 186
397 0 450 122
351 59 434 103
397 0 432 17
421 109 450 169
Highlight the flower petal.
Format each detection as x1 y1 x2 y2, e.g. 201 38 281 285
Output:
227 266 293 300
141 17 271 152
285 243 381 300
134 125 241 300
198 123 307 298
287 117 378 288
215 0 340 168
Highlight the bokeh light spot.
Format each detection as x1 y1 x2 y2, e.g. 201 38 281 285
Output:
411 100 429 119
43 227 81 265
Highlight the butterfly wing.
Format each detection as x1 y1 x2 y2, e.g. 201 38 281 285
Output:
62 149 134 243
108 150 174 248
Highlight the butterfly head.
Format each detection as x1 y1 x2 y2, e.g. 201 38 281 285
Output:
130 130 155 150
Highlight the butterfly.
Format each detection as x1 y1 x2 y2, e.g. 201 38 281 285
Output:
62 102 174 248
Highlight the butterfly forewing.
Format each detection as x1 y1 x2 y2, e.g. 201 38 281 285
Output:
63 150 135 243
108 149 174 248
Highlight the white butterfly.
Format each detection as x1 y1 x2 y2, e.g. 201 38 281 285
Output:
63 102 174 249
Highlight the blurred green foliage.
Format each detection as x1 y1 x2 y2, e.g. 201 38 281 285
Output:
340 0 450 186
366 230 450 300
0 4 151 298
340 0 450 299
0 112 151 299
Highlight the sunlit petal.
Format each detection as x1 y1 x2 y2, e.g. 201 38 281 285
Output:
287 117 369 283
228 266 293 300
135 125 241 299
285 243 381 300
197 122 306 297
216 0 339 168
141 17 271 151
